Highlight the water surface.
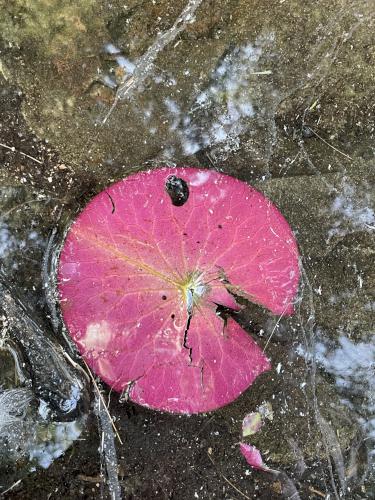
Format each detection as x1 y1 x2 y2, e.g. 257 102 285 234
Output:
0 0 374 498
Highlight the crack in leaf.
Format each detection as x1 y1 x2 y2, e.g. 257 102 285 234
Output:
200 363 204 390
119 375 143 403
105 191 116 214
183 303 193 365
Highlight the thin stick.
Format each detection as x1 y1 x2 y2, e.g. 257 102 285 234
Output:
308 128 353 160
82 359 123 445
308 486 326 498
207 452 250 500
0 142 43 164
249 70 272 75
1 198 57 219
1 479 22 495
102 95 120 125
263 303 290 352
101 430 105 452
62 350 91 383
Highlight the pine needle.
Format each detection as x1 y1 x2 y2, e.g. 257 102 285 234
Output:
0 142 43 164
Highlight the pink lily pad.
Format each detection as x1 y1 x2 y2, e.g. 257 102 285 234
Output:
58 167 299 414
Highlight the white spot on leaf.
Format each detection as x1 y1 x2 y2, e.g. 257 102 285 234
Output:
81 320 113 351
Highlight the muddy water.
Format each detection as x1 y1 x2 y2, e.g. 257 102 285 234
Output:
0 0 374 498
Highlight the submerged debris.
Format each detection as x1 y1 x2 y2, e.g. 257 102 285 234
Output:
0 278 89 490
0 387 32 428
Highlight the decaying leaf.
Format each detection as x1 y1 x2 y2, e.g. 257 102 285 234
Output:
240 443 277 473
242 412 263 437
242 402 273 436
58 168 299 413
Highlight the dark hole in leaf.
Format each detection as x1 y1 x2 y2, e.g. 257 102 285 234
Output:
162 295 167 300
165 175 189 206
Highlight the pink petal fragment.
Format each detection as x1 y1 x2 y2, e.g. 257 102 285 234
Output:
240 443 273 472
58 167 300 414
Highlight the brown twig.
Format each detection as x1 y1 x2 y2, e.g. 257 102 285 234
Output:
77 474 103 483
308 485 326 498
207 451 250 500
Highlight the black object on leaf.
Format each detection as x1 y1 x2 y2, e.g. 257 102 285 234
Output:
165 175 189 206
